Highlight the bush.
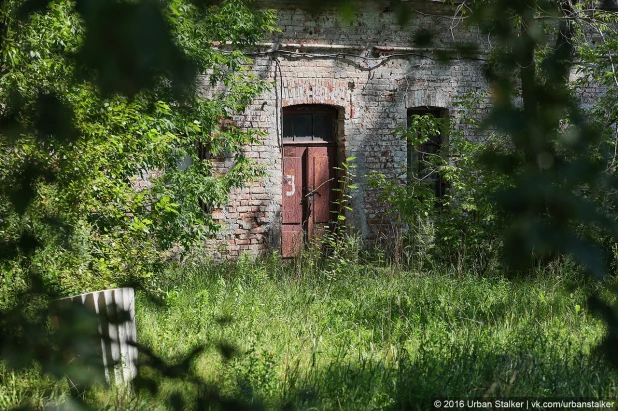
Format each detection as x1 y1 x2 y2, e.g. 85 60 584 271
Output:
368 91 512 274
0 0 276 295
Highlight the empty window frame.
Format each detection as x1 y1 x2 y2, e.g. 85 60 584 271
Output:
406 107 447 198
283 105 337 142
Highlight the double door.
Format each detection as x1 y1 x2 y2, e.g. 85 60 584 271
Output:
281 144 337 258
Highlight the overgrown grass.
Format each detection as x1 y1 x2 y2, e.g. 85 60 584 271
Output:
132 255 616 409
2 254 617 410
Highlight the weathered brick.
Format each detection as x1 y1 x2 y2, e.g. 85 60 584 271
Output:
192 0 605 260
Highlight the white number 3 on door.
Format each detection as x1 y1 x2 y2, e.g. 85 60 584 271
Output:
285 174 295 197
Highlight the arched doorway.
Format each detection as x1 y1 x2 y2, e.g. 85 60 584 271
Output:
281 105 339 258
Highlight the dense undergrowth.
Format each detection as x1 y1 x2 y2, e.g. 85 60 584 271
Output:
2 253 616 410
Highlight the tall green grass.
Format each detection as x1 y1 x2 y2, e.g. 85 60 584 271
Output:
131 256 617 410
1 254 616 410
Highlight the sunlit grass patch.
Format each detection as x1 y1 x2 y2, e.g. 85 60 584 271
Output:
133 257 617 409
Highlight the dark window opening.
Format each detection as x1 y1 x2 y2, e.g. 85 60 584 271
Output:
283 105 336 142
407 107 447 198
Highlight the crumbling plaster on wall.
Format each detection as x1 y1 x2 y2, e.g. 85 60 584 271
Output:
198 3 498 258
203 2 609 258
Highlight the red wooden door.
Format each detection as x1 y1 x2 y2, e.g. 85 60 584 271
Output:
281 144 336 257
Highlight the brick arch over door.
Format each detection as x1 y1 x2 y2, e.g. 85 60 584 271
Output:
281 79 354 119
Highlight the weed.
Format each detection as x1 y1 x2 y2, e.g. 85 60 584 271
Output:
2 259 616 409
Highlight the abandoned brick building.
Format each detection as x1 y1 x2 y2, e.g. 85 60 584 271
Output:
201 0 497 259
204 0 605 259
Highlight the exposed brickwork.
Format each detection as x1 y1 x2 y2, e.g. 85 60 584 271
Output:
201 0 607 258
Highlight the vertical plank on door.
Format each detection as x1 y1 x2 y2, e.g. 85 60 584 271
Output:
282 146 304 257
308 146 333 240
281 225 303 258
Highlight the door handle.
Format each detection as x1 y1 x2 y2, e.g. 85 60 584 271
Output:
305 187 320 198
305 177 335 199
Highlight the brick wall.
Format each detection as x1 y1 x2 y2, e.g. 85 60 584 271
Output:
197 1 494 258
202 0 606 258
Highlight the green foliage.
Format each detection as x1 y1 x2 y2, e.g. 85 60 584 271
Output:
367 1 618 282
0 0 276 296
6 259 616 408
4 0 618 407
462 0 618 371
437 96 512 272
368 94 512 273
363 0 618 372
331 156 357 224
0 0 278 409
308 157 364 283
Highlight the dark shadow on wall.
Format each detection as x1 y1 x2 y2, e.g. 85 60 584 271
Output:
356 56 491 243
